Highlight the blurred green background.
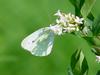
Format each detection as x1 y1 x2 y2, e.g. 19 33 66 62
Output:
0 0 100 75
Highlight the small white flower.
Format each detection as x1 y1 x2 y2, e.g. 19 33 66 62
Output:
65 13 75 23
54 10 84 33
75 16 84 24
63 27 76 33
76 26 80 31
56 19 60 24
68 24 76 27
58 18 67 26
96 55 100 63
55 10 67 26
49 25 63 35
54 10 62 17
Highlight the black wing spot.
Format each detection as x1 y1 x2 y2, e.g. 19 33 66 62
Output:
32 40 35 43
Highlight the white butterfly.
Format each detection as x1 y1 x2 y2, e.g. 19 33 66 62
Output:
21 27 54 56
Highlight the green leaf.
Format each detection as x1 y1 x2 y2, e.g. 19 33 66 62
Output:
81 57 88 75
91 36 100 55
92 46 100 55
96 70 100 75
87 12 94 21
84 36 100 55
68 66 74 75
69 0 85 16
81 0 96 18
68 49 88 75
82 18 93 37
71 50 80 70
92 15 100 36
69 0 85 8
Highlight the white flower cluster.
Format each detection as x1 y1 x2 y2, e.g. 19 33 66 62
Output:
50 10 84 35
96 55 100 63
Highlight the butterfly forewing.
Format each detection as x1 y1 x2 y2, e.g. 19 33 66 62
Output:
21 27 54 56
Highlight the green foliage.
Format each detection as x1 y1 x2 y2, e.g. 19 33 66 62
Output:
91 36 100 55
87 13 94 21
68 49 88 75
92 15 100 36
69 0 95 21
69 0 85 16
81 0 96 18
96 70 100 75
82 18 93 37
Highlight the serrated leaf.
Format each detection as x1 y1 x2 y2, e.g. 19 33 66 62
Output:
81 0 96 18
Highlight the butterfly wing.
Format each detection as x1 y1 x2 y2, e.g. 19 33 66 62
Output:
21 27 54 56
